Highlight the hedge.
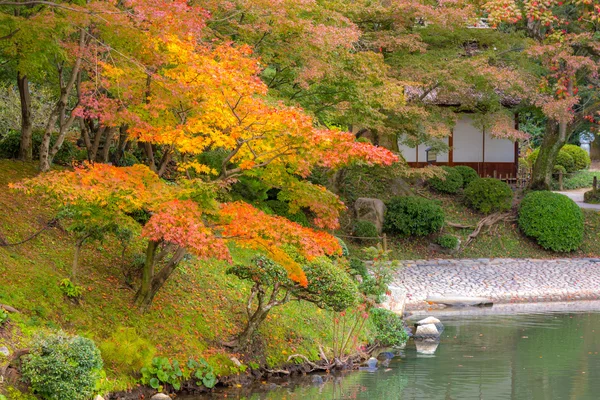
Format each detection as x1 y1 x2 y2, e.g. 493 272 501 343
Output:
464 178 513 214
384 196 444 236
518 191 584 252
427 166 463 194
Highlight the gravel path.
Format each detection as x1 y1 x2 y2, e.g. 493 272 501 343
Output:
392 258 600 310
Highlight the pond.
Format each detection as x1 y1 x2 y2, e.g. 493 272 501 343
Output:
187 303 600 399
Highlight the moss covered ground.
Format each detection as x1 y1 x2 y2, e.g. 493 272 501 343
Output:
0 160 361 395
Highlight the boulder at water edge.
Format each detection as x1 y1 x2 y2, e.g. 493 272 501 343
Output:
416 316 444 334
414 323 440 340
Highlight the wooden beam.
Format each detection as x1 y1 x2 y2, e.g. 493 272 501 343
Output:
449 128 454 165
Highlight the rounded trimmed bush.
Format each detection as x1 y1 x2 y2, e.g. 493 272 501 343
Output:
562 144 590 171
555 150 575 173
464 178 513 214
427 166 463 194
528 147 579 173
436 234 460 249
453 165 479 188
384 196 445 236
21 332 103 400
353 220 379 239
518 191 584 252
553 165 567 175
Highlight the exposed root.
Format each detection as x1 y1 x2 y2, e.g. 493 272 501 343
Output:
446 221 474 229
0 304 20 313
463 212 516 248
287 354 332 372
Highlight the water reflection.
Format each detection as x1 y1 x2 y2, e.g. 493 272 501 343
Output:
186 309 600 400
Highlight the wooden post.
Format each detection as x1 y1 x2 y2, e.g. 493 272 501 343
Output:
594 176 597 192
382 233 388 252
559 171 564 191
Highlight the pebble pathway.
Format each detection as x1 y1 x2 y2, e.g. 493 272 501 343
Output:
391 258 600 310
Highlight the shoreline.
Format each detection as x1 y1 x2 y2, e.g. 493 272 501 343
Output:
391 258 600 311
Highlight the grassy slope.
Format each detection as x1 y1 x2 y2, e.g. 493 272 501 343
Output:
0 160 340 394
348 192 600 260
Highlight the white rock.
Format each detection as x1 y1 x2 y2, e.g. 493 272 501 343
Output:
0 346 9 357
416 316 441 326
380 287 407 315
366 357 378 368
93 396 105 400
150 394 171 400
230 356 242 367
414 323 439 338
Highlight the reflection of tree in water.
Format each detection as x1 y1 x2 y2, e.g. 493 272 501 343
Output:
242 367 408 400
234 313 600 400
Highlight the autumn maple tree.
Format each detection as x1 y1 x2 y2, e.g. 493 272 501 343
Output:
482 0 600 189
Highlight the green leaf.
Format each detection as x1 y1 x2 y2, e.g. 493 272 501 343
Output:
149 377 160 389
202 372 217 388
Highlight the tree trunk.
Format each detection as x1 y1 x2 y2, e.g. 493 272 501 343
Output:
39 30 86 172
17 72 33 161
102 127 115 163
111 125 128 166
235 306 271 349
72 240 83 280
135 243 186 311
529 121 568 191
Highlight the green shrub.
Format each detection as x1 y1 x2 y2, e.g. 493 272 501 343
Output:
384 196 444 236
518 191 584 252
453 165 479 188
300 258 360 311
555 150 575 173
264 200 310 227
427 166 463 194
348 257 368 279
436 234 459 250
528 147 577 173
369 308 409 347
99 328 155 374
21 332 103 400
336 237 350 258
58 278 82 299
584 189 600 204
0 130 82 165
553 165 567 175
353 220 379 239
0 308 8 325
0 129 20 158
562 144 590 171
464 178 513 214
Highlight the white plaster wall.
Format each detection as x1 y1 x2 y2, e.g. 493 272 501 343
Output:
484 131 515 162
398 139 417 162
398 136 449 162
453 115 483 162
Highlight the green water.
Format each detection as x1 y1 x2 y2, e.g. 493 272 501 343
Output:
192 310 600 399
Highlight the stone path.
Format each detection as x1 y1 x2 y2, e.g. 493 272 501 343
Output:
554 189 600 210
391 258 600 310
